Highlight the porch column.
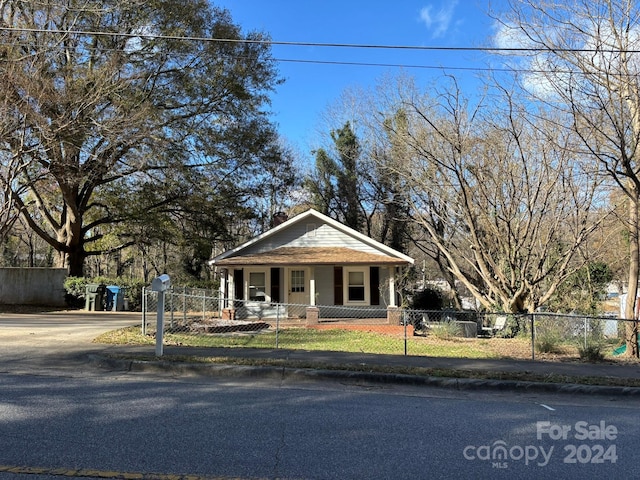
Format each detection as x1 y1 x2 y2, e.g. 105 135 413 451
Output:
228 270 235 302
310 267 316 306
388 266 396 307
284 268 290 304
218 269 227 307
222 269 237 320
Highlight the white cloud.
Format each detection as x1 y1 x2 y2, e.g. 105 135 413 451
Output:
492 21 530 50
419 1 459 39
491 21 559 99
491 19 640 100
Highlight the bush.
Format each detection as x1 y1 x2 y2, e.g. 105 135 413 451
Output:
535 329 563 353
494 315 526 339
410 288 444 310
578 343 605 362
64 276 147 311
64 276 217 311
428 320 462 340
63 277 90 308
113 278 146 311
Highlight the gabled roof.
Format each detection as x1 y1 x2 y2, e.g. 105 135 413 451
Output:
210 209 414 266
214 246 405 266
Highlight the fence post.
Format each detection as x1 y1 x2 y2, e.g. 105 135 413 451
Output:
530 313 535 361
141 286 147 335
275 304 280 349
169 289 175 328
183 287 187 324
584 317 588 349
403 309 407 356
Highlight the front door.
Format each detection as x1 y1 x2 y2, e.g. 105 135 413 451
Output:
288 269 308 305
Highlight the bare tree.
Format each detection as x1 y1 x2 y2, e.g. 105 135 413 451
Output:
0 78 34 241
374 77 606 313
496 0 640 352
308 84 413 252
0 158 21 241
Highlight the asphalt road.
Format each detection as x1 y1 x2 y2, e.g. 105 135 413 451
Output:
1 312 640 479
0 311 140 375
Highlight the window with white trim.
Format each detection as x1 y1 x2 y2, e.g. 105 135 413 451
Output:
249 271 266 301
345 268 368 303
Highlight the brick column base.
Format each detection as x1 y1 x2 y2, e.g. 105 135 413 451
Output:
387 306 401 325
306 306 319 325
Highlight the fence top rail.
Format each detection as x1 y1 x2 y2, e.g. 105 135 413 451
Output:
142 290 629 321
532 312 629 322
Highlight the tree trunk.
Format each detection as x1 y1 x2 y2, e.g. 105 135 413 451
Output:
54 246 86 277
625 192 639 357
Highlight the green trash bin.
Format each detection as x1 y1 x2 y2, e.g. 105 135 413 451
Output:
85 284 106 311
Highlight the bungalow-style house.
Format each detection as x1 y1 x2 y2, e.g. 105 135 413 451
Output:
210 209 414 322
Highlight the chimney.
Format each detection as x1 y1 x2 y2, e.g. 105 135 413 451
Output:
272 211 288 226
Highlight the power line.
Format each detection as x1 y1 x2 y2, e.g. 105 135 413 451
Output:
2 25 640 54
0 39 626 78
2 26 639 79
273 57 563 75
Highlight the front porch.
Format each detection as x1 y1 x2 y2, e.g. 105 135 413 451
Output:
218 263 403 312
222 301 403 326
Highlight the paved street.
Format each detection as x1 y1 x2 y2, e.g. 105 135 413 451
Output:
1 312 640 479
0 311 140 376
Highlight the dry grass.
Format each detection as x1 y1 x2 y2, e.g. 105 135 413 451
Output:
96 325 640 386
95 324 638 365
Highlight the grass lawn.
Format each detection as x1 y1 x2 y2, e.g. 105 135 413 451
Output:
94 325 640 388
96 325 533 359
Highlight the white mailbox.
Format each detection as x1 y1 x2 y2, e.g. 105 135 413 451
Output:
151 274 171 357
151 274 171 292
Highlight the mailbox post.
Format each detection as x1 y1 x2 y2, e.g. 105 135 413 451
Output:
151 274 171 356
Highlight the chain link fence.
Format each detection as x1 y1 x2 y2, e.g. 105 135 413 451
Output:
141 287 634 362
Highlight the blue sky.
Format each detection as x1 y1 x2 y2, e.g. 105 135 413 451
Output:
213 1 506 154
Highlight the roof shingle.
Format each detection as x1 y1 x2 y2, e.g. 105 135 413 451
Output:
213 246 409 266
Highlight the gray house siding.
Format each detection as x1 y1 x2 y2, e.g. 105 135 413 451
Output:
315 266 334 305
239 220 385 256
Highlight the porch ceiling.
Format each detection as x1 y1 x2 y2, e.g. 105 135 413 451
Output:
213 246 409 266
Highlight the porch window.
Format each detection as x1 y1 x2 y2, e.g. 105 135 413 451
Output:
347 270 366 302
249 272 266 301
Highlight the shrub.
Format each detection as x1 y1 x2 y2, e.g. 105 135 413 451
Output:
495 315 526 339
63 276 90 308
578 343 605 362
64 276 147 311
64 276 88 298
428 320 462 340
114 278 146 311
535 330 563 353
410 287 444 311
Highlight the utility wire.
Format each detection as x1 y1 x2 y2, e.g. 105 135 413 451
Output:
2 26 638 78
274 57 567 75
1 25 639 54
0 39 626 78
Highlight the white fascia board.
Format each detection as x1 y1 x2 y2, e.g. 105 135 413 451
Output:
209 209 415 265
311 210 415 265
209 210 318 264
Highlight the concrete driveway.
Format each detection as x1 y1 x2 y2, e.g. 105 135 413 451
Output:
0 310 140 374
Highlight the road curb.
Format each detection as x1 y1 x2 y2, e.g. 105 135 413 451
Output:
87 354 640 396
